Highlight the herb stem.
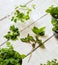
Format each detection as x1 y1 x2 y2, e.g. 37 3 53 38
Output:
25 34 55 57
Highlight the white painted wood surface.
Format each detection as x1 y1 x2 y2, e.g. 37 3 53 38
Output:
0 0 58 65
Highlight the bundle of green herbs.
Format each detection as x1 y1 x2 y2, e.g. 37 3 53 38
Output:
0 42 26 65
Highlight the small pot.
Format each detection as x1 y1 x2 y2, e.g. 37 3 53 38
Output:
54 30 58 38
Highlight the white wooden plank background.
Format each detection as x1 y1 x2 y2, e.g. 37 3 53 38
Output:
0 0 58 65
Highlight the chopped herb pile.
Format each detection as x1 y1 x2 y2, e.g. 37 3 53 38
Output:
0 42 26 65
32 26 45 36
11 5 32 23
40 59 58 65
4 25 20 40
46 6 58 32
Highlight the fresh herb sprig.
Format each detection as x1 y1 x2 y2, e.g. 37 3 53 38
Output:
0 42 26 65
40 59 58 65
21 34 45 48
21 34 35 43
4 25 20 41
46 6 58 32
20 26 45 62
21 26 46 48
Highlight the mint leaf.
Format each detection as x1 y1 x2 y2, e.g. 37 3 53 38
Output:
32 26 45 36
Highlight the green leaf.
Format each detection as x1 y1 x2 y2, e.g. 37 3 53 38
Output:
20 34 35 43
39 27 45 36
32 26 45 36
21 54 26 59
11 5 32 23
32 26 39 35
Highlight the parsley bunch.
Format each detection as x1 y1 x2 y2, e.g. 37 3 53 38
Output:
46 6 58 32
11 5 32 23
4 25 20 40
40 59 58 65
0 42 26 65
